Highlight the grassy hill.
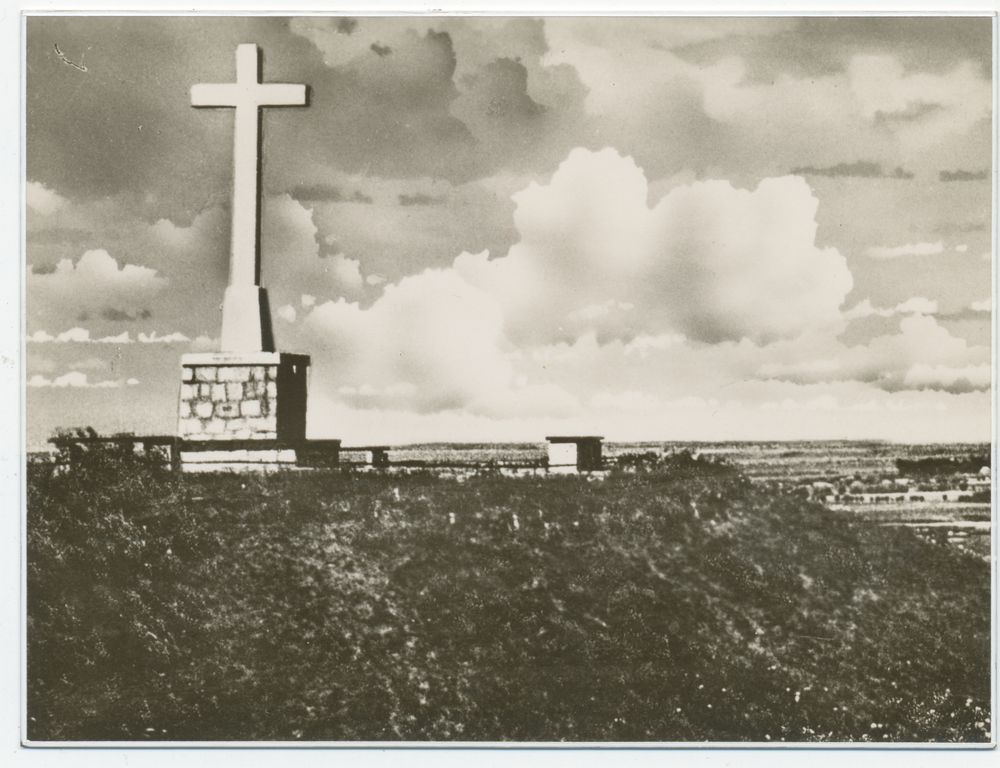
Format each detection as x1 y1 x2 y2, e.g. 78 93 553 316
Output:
26 447 991 742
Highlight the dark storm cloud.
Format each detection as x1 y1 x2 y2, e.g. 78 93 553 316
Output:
290 184 348 203
935 306 991 322
101 307 153 322
28 15 542 232
873 102 944 125
27 14 597 216
902 377 988 395
399 193 446 207
280 25 481 184
26 16 327 219
940 169 990 182
28 262 58 275
359 28 458 111
289 184 373 204
463 58 544 122
790 161 913 179
284 17 593 185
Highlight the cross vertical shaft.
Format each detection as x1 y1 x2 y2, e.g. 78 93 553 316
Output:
192 44 306 351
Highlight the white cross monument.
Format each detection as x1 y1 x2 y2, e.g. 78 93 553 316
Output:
191 43 306 352
177 44 324 470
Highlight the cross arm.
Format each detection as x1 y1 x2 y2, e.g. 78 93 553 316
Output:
257 83 307 106
191 83 239 107
191 82 306 108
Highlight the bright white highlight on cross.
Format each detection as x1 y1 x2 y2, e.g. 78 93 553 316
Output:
192 43 306 352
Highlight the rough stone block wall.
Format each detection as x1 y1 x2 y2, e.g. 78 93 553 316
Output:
178 363 282 441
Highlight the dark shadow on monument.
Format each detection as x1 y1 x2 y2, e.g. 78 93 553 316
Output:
275 355 309 444
259 288 275 353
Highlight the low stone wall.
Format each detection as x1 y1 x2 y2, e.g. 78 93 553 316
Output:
180 447 300 473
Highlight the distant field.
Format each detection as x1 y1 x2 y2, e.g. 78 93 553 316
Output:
835 502 992 524
386 441 991 482
664 441 990 481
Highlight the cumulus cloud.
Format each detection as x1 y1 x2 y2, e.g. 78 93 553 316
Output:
866 241 944 259
456 147 851 346
261 193 319 266
27 328 135 344
277 305 297 323
189 335 219 352
329 255 364 293
28 371 123 388
59 328 92 344
843 296 938 320
148 217 197 249
137 331 190 344
99 332 132 344
302 267 515 414
294 148 865 419
903 363 991 393
759 314 990 393
848 56 990 149
26 181 68 215
970 298 991 312
260 194 372 308
27 250 166 330
623 333 687 357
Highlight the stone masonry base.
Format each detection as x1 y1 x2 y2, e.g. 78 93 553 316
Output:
178 351 310 447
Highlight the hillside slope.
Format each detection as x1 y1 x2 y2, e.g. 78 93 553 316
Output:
27 449 991 742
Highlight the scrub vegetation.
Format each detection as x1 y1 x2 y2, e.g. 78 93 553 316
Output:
27 443 990 742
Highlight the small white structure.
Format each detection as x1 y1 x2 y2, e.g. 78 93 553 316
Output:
546 436 604 472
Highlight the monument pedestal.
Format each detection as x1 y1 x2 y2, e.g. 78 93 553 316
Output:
178 351 310 470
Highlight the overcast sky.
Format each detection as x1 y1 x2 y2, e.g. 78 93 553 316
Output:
24 14 994 448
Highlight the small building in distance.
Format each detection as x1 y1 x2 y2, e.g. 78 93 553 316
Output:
546 436 604 473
